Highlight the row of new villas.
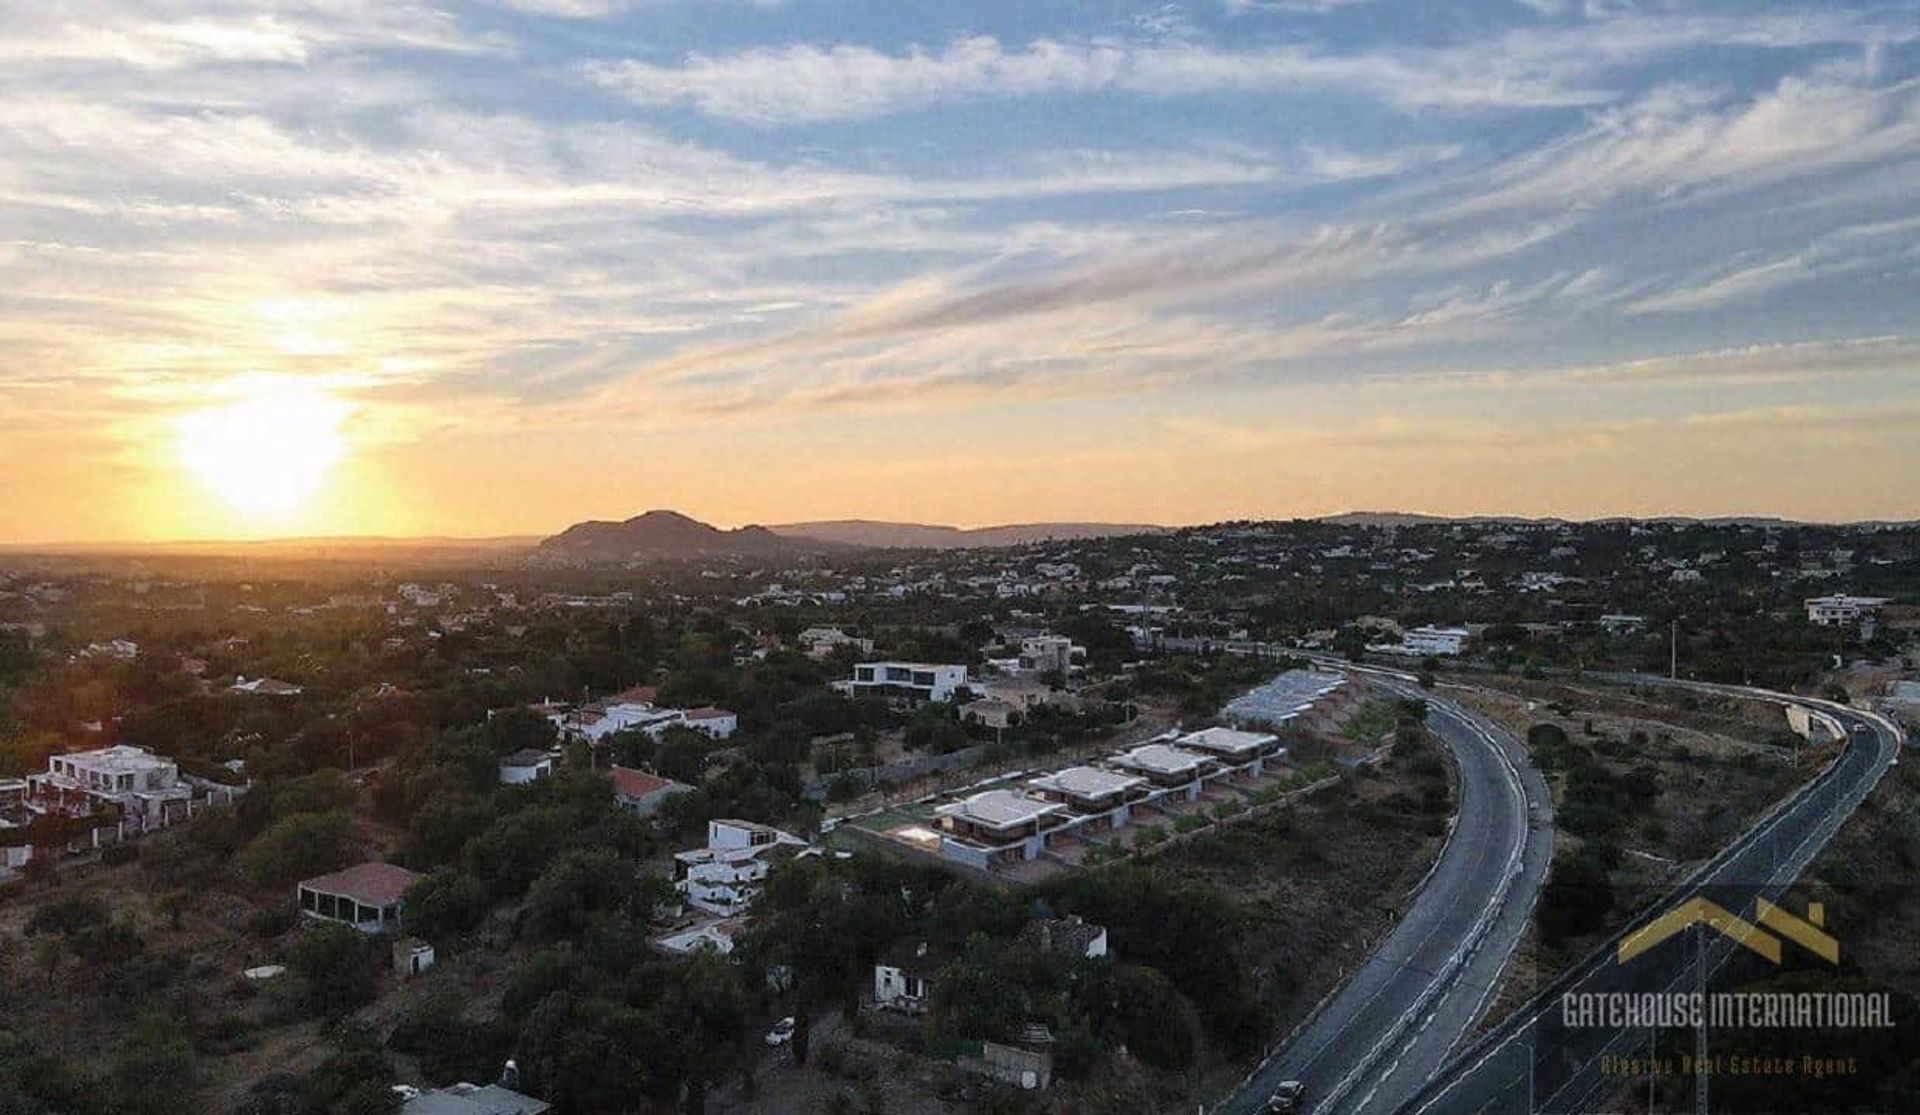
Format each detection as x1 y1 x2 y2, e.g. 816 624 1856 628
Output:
926 726 1287 871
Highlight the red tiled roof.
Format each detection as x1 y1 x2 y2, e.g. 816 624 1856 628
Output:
684 707 734 721
610 765 683 800
298 861 422 906
610 685 658 705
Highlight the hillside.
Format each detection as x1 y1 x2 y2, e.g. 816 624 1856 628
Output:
768 519 1163 549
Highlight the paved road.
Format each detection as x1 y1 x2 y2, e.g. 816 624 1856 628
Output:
1217 666 1556 1115
1396 679 1905 1115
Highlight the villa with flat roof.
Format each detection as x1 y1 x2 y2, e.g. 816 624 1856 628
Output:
1026 766 1148 828
933 789 1069 867
1173 726 1288 776
1109 743 1216 799
27 744 190 822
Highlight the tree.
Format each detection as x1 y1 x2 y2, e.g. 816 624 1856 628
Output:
235 811 356 888
109 1011 197 1115
402 870 491 947
931 939 1025 1043
521 849 666 943
653 726 709 785
1537 845 1615 946
290 922 377 1018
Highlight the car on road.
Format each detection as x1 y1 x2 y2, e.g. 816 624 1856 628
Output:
765 1017 796 1046
1265 1080 1307 1113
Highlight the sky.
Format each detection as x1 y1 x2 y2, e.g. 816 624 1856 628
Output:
4 0 1920 542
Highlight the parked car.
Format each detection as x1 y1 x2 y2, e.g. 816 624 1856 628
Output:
765 1017 796 1046
1266 1080 1306 1113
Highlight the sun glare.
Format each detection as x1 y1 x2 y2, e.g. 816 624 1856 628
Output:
176 382 351 519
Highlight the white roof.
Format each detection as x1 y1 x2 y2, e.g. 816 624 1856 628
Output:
1177 727 1279 755
934 789 1065 830
1028 766 1146 798
50 744 173 774
1111 744 1210 776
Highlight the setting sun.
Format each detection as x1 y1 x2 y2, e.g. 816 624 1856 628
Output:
176 382 351 518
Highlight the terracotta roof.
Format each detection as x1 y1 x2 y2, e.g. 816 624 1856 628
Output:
609 685 658 706
684 707 734 721
299 861 422 906
609 765 685 800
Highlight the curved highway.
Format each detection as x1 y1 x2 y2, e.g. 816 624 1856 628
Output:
1218 668 1556 1115
1396 679 1905 1115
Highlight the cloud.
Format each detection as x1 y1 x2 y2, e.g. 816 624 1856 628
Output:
583 34 1600 124
1453 74 1920 216
585 9 1915 124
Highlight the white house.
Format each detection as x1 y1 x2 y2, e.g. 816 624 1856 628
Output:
681 707 738 739
842 662 969 703
932 790 1069 863
230 676 303 696
27 744 190 821
798 627 873 658
672 819 808 916
1805 594 1891 627
497 749 556 785
1025 767 1147 829
1108 743 1214 799
297 861 423 934
1015 636 1082 676
1174 726 1287 775
1400 626 1470 657
655 919 743 956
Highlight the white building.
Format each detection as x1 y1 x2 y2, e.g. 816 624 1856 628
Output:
1400 626 1470 657
655 919 743 956
497 749 556 785
230 676 303 696
797 627 874 658
1016 636 1082 676
1108 743 1214 798
932 789 1069 864
27 745 189 821
682 707 739 739
1174 726 1287 775
1805 594 1891 627
672 819 808 916
842 662 970 703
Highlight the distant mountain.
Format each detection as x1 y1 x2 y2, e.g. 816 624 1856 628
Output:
538 510 813 562
768 519 1165 549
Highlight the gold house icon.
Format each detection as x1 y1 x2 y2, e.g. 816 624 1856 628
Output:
1617 898 1838 966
